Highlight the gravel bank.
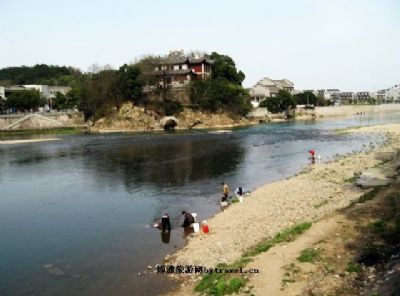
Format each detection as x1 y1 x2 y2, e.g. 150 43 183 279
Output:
166 123 400 271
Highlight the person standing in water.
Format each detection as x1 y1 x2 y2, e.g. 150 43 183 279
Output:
222 182 229 202
161 213 171 232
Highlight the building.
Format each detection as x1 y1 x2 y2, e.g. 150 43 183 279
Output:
316 89 331 101
339 92 355 102
249 77 294 107
377 89 386 102
4 84 71 110
150 50 214 88
356 91 371 102
0 86 5 101
384 85 400 103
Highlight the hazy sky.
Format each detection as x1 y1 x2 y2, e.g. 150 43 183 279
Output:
1 0 399 90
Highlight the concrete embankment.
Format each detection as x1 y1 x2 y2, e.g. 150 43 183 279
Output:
0 112 85 130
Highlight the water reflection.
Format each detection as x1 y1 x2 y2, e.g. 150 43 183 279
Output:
82 137 245 190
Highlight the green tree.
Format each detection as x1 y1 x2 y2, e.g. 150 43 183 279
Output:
79 70 120 120
5 89 45 112
190 78 251 116
209 52 245 85
0 64 81 86
260 90 296 116
117 64 143 104
294 91 318 105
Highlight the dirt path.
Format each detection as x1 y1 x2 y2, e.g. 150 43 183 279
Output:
245 215 341 295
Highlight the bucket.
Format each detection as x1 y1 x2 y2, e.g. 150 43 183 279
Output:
192 222 200 233
202 222 209 234
238 196 244 203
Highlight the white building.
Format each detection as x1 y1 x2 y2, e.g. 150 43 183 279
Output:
23 85 71 99
249 77 294 107
4 84 71 110
0 86 5 101
384 85 400 102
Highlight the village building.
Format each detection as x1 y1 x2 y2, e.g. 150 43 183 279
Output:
150 50 214 88
384 84 400 103
249 77 294 107
339 92 355 103
3 84 71 110
356 91 371 102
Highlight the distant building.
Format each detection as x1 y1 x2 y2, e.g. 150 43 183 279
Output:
316 89 331 101
339 92 355 102
377 89 386 102
249 77 294 107
356 91 370 102
384 84 400 103
0 85 5 101
4 85 71 110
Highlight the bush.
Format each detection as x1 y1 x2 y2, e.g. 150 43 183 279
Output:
165 100 183 116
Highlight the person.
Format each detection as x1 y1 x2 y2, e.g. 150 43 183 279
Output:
309 150 316 164
161 213 171 232
236 187 243 196
222 182 229 202
161 230 171 244
181 211 195 228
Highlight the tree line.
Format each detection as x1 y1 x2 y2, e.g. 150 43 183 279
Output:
0 52 251 120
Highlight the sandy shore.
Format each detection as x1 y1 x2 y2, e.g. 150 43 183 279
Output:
0 138 61 144
164 123 400 290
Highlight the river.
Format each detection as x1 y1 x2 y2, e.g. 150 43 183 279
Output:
0 112 399 296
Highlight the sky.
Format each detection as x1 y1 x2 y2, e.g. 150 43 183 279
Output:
1 0 399 91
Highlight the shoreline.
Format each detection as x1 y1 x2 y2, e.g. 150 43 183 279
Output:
162 122 400 295
1 105 399 137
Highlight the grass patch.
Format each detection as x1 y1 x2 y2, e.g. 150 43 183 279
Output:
368 220 387 234
345 262 362 273
314 200 328 208
0 126 85 138
358 186 383 203
195 222 312 295
345 175 358 183
194 258 252 296
297 248 321 263
243 222 312 257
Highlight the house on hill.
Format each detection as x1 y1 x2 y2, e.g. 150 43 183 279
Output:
149 50 214 88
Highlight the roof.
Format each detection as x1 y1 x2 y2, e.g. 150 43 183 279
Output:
153 69 195 76
188 58 214 65
327 89 340 91
160 57 214 65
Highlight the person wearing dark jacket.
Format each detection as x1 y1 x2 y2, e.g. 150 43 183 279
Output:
181 211 195 228
161 213 171 232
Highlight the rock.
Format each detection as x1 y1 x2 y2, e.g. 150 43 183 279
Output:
44 264 65 276
147 265 152 270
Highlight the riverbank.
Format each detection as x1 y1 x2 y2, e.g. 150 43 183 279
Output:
163 123 400 295
93 104 400 133
0 126 86 138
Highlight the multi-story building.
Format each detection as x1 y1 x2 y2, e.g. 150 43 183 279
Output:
150 50 214 88
4 85 71 110
339 92 355 102
384 85 400 102
356 91 370 102
249 77 294 107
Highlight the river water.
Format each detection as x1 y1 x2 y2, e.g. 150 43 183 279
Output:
1 112 400 296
